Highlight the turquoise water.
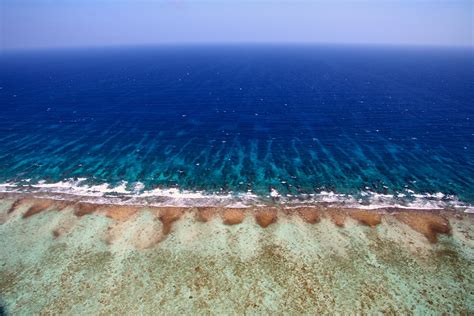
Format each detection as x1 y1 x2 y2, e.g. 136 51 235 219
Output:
0 45 473 206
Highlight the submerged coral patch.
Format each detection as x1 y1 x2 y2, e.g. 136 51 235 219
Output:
295 207 320 224
349 210 383 227
102 205 139 222
7 199 25 214
23 199 69 218
395 211 451 243
329 210 346 227
255 208 278 228
196 207 217 222
158 207 186 235
23 200 53 218
74 202 97 217
222 208 246 225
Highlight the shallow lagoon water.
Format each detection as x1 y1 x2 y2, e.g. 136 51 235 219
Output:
0 198 473 314
0 45 473 205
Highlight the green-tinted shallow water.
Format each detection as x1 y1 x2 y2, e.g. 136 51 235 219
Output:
0 199 473 314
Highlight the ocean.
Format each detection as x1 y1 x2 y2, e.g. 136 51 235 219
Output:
1 45 474 314
1 45 473 208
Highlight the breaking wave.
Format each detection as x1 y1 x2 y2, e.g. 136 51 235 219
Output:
0 178 472 212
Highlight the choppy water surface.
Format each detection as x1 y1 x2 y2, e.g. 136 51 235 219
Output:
0 45 473 207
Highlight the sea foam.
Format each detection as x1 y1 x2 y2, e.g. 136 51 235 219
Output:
0 178 471 211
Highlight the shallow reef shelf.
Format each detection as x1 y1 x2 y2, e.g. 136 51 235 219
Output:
0 195 473 314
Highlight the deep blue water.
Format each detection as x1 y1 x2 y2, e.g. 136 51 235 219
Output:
1 45 473 204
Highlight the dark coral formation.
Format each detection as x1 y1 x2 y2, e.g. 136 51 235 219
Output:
102 205 139 221
7 199 24 214
322 208 383 228
3 198 69 218
23 199 69 218
349 210 382 227
395 211 451 243
296 207 320 224
222 208 246 225
158 207 185 235
74 203 97 217
255 208 278 228
196 207 217 222
329 210 346 227
23 200 55 218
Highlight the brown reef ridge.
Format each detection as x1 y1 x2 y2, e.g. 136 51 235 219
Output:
1 193 464 244
394 211 451 243
158 207 186 235
196 207 217 222
222 208 246 225
255 208 278 228
295 207 321 224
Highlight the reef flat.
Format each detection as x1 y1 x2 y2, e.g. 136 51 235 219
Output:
0 194 473 314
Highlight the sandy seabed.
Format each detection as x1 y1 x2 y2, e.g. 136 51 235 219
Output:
0 193 473 314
